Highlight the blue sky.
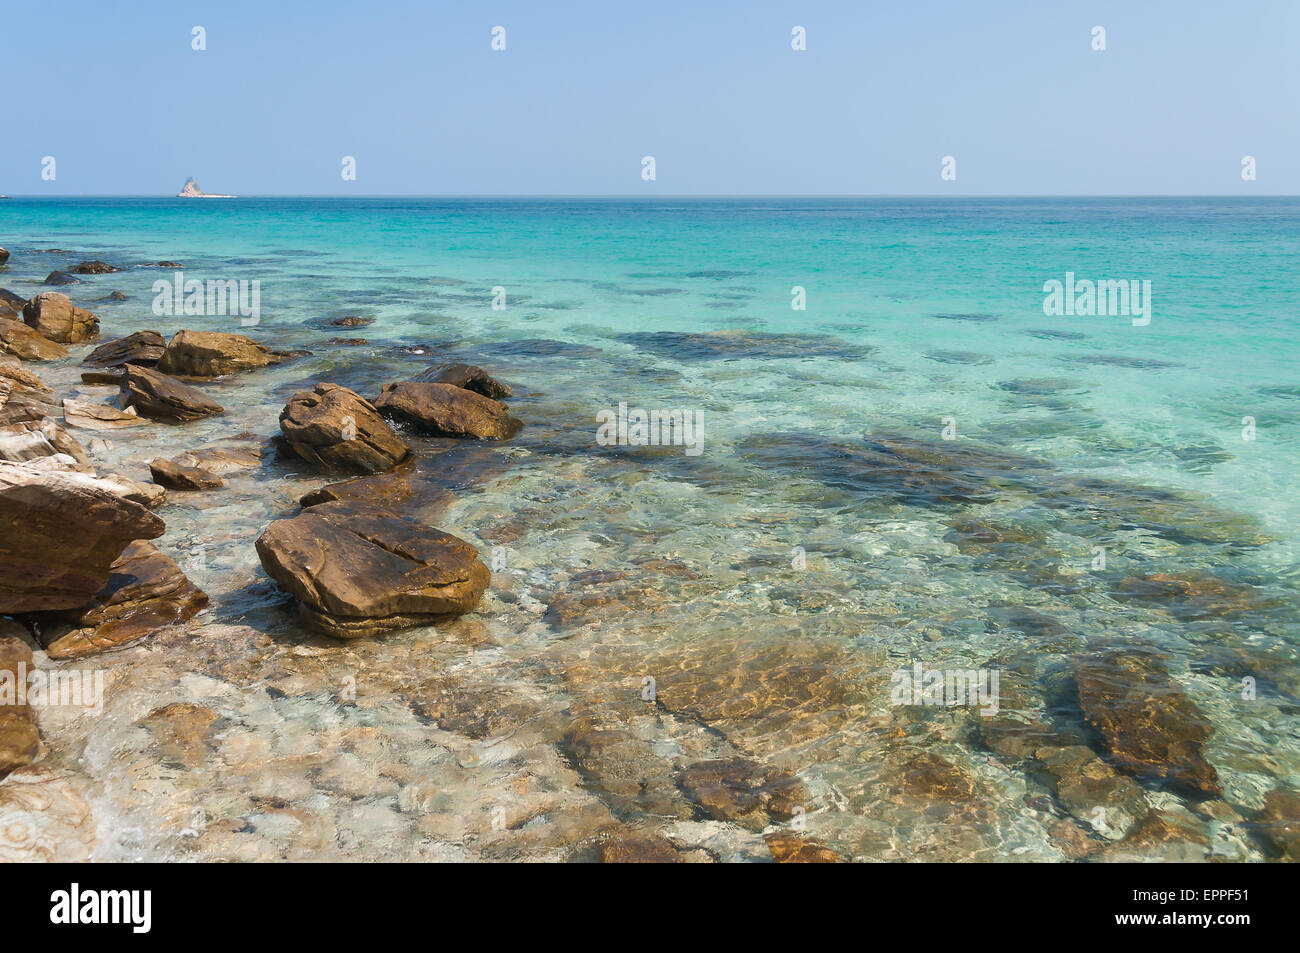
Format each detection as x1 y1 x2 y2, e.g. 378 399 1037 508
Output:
4 0 1296 195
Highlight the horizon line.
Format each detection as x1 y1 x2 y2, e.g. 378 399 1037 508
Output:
2 193 1296 200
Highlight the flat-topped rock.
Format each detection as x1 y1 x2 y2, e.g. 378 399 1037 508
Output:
375 381 522 440
25 540 208 659
0 459 165 613
121 364 223 421
255 501 489 638
83 330 166 368
278 383 409 474
0 317 67 361
156 330 293 378
416 362 513 399
62 398 144 431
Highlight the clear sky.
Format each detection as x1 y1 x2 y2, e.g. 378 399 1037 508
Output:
4 0 1296 195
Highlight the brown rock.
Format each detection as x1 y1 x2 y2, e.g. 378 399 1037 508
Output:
82 330 166 368
148 458 224 490
278 383 409 474
0 633 41 779
0 460 164 613
121 364 223 421
1074 650 1221 797
0 289 24 319
25 540 208 658
597 831 681 863
61 398 143 431
68 261 118 275
1034 744 1149 840
0 361 58 426
255 501 489 638
675 758 808 830
416 362 513 399
21 293 98 344
155 330 290 378
764 832 845 863
375 381 522 440
0 418 91 464
1114 571 1275 621
1255 788 1300 862
0 248 8 266
81 369 126 386
0 317 68 361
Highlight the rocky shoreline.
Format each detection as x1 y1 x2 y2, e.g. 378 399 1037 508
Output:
1 243 1297 863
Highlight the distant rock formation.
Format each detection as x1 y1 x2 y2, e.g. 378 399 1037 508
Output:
177 177 234 199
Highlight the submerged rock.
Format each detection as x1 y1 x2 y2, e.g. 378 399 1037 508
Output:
0 459 165 613
25 540 208 658
1113 571 1275 621
120 364 223 421
675 758 807 830
1073 650 1220 797
255 501 489 638
597 831 682 863
278 383 409 474
68 260 118 275
416 363 513 399
1254 788 1300 862
1032 744 1148 840
82 330 166 368
0 317 67 361
764 832 845 863
156 330 295 378
375 381 522 440
148 457 224 490
0 634 40 779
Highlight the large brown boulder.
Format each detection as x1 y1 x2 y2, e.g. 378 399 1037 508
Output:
156 330 290 378
82 330 166 368
375 381 522 440
416 362 513 399
0 460 165 613
1073 650 1221 797
278 383 409 474
255 501 489 638
120 364 223 421
24 541 208 658
21 293 98 344
0 318 67 361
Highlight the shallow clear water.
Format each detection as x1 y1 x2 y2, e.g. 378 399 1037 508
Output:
0 197 1296 861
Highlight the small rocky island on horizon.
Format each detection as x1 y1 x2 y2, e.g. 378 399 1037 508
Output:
177 177 235 198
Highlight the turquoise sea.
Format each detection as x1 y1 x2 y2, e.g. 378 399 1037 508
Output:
0 197 1296 861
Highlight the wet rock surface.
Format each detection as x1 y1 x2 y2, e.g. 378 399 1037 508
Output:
255 501 490 638
83 330 166 368
0 317 67 361
156 330 294 378
416 362 513 399
25 540 208 659
22 292 98 344
0 634 41 778
121 364 224 421
0 460 165 613
279 383 410 474
149 457 225 490
375 381 523 440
